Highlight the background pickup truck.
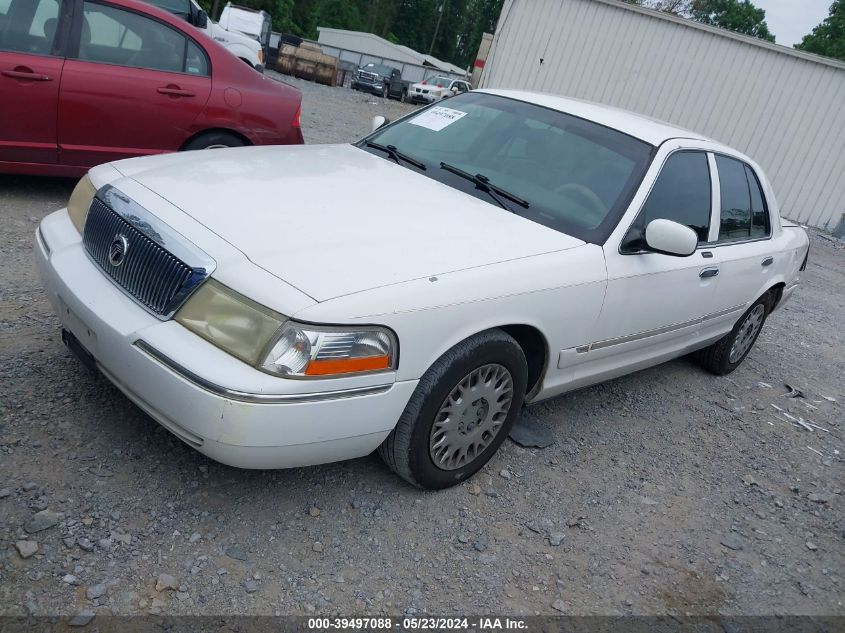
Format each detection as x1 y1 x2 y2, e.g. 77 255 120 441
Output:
351 63 407 101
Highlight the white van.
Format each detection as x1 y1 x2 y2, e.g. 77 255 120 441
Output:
142 0 265 72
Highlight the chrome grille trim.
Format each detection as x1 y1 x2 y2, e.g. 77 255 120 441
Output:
82 185 216 320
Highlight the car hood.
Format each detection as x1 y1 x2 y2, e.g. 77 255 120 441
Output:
113 144 584 302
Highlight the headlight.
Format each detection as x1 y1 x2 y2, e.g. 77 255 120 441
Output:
175 280 397 378
175 279 285 365
260 321 397 378
68 174 97 234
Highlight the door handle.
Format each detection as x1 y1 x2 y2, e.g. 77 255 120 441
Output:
2 69 51 81
699 267 719 279
761 256 774 267
157 86 195 97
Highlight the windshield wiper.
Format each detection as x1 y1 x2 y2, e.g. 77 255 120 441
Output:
439 162 529 211
365 141 426 170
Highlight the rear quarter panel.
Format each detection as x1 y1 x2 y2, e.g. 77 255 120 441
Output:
778 223 811 290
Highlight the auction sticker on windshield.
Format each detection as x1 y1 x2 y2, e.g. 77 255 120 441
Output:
408 106 468 131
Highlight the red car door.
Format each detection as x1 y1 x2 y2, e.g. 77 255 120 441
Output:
57 0 211 168
0 0 66 165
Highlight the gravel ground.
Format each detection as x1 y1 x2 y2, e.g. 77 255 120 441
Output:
276 73 421 144
1 77 843 619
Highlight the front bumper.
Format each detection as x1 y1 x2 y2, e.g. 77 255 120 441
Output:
351 81 383 96
35 210 417 469
409 92 438 104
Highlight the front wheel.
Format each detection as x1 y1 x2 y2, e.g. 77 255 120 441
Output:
694 295 770 375
381 84 389 99
378 329 527 489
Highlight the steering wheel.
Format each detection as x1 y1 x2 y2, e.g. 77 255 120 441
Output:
554 183 606 220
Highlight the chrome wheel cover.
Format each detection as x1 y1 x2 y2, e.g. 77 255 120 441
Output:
429 364 514 471
204 144 229 150
729 304 765 363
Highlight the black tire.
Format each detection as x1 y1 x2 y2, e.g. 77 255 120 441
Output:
378 329 528 489
381 84 389 99
182 131 247 151
694 294 771 375
400 89 407 103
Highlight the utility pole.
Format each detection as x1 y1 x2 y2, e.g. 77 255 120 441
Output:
429 0 447 55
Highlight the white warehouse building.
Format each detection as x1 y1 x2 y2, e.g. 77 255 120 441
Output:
480 0 845 231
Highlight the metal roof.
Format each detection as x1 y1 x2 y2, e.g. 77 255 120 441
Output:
480 0 845 229
316 28 466 74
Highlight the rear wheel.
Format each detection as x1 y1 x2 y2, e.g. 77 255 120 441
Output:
694 295 770 375
182 131 247 151
378 329 527 489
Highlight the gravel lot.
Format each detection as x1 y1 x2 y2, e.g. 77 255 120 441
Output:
1 76 843 619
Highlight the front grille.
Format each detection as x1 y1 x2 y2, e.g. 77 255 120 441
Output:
83 197 195 317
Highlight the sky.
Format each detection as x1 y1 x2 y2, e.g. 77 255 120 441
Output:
754 0 832 46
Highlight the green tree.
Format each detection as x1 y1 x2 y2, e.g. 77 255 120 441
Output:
795 0 845 61
624 0 691 15
689 0 775 42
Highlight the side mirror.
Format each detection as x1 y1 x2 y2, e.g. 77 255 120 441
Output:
195 10 209 29
371 115 389 132
644 219 697 257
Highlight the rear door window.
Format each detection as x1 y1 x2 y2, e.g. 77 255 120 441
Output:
715 155 770 241
716 155 751 241
746 164 771 239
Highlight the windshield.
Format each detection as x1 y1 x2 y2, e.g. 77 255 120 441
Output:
144 0 190 16
423 76 452 86
362 63 391 76
359 92 654 243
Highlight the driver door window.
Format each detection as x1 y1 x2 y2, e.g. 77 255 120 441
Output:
622 151 711 252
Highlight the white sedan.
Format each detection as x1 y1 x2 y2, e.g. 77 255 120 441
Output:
36 90 809 489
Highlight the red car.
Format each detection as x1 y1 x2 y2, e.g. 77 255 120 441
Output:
0 0 303 177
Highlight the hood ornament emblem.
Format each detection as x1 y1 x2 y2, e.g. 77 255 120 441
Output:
108 234 129 267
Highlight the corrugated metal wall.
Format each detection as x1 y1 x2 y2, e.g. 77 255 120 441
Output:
480 0 845 229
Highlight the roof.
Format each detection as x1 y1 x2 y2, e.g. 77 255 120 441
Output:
479 89 724 147
316 28 465 74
